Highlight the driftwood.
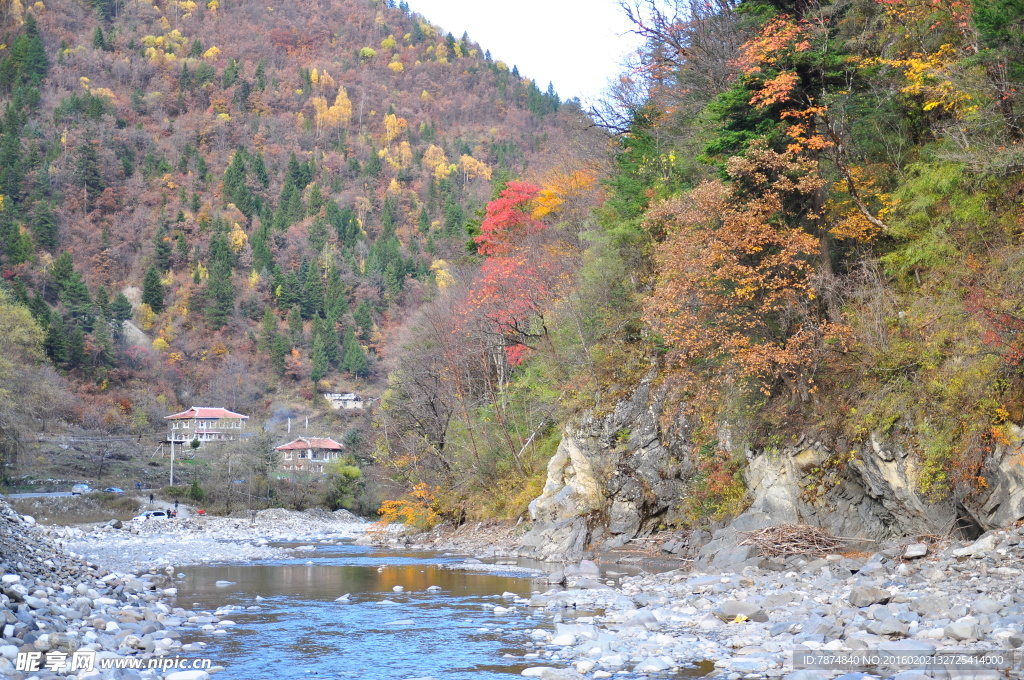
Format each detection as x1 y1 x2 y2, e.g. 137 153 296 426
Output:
737 523 848 558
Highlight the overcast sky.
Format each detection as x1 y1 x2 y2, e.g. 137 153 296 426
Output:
405 0 642 104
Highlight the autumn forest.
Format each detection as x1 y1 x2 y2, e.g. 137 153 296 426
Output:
1 0 1023 527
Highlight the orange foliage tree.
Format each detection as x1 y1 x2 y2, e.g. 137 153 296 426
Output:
644 143 850 402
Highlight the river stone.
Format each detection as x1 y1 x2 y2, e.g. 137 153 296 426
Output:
903 543 928 559
953 533 998 557
546 571 566 585
551 633 575 646
944 621 980 641
634 657 670 672
849 587 890 607
973 598 1002 615
714 600 768 623
521 668 555 677
869 617 908 637
578 560 600 576
538 670 586 680
165 672 211 680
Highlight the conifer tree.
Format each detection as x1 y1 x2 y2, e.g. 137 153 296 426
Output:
75 141 105 210
110 292 132 323
205 262 234 329
31 202 58 252
92 26 107 51
324 264 348 324
310 332 329 383
341 330 368 377
353 299 373 340
288 305 304 345
44 316 69 364
141 265 164 313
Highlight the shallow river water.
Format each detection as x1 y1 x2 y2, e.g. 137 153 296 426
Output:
176 541 561 679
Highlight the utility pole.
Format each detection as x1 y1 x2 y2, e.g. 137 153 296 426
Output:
170 438 175 487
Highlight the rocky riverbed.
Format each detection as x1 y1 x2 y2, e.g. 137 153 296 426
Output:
435 525 1024 680
0 498 369 679
54 508 368 573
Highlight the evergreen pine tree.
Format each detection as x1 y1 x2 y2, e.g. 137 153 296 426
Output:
418 206 430 233
301 264 324 319
205 262 234 329
92 26 107 51
364 146 382 177
308 183 324 216
31 202 58 252
288 305 304 345
0 131 23 204
44 315 68 364
341 330 368 377
270 333 289 375
141 265 165 312
110 292 132 323
17 15 49 85
353 299 373 340
50 251 75 296
67 326 86 369
153 226 172 271
324 264 348 324
259 306 277 353
75 140 105 210
310 332 329 383
95 285 110 319
6 228 33 265
307 217 329 252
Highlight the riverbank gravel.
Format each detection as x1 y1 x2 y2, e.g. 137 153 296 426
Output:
442 526 1024 680
0 498 369 679
54 508 368 573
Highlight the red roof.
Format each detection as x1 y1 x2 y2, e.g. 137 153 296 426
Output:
165 406 249 420
276 437 344 451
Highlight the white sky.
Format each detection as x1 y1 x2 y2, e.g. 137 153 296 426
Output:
405 0 643 105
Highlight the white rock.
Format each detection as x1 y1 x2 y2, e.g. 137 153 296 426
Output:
165 672 211 680
551 633 575 646
393 585 404 592
522 668 555 677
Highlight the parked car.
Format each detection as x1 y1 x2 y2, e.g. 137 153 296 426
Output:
102 487 125 494
132 510 169 521
71 484 91 495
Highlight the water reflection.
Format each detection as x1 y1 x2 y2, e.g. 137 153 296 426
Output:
176 544 544 679
175 544 710 680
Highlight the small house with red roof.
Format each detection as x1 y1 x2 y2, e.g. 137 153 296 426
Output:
276 437 344 474
165 406 249 447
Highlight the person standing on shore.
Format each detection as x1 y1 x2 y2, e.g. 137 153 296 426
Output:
149 493 154 504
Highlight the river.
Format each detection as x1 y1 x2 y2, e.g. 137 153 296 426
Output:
175 541 564 679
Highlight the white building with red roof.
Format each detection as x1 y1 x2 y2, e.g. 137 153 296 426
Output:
165 406 249 446
275 437 344 474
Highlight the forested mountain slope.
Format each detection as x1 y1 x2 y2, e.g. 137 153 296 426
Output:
0 0 582 477
376 0 1024 540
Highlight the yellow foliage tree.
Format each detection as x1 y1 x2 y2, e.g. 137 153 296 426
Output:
382 113 407 147
229 223 248 253
422 144 450 180
457 154 492 184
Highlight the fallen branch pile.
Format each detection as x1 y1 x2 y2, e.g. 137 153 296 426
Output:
738 523 845 558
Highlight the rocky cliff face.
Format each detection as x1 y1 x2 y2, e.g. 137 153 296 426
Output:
518 380 1024 565
518 375 691 561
